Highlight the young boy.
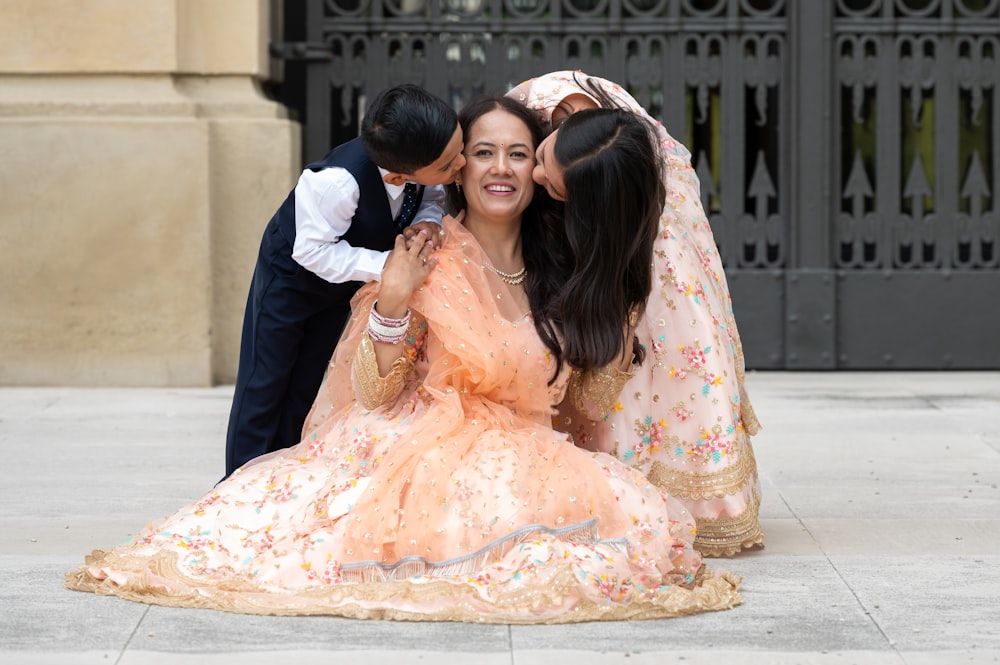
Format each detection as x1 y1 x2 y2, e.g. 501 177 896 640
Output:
225 84 465 477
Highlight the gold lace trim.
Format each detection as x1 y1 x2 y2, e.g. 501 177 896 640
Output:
352 328 416 410
693 488 764 558
66 550 741 623
739 381 762 436
568 362 635 420
647 437 758 501
731 333 761 437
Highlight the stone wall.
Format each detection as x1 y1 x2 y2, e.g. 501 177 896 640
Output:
0 0 300 385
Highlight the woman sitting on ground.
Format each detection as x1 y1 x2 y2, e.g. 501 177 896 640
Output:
66 96 741 622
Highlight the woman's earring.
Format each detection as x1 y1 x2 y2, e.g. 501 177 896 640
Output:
455 177 462 192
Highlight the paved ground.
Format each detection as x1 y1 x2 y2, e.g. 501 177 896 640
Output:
2 372 999 664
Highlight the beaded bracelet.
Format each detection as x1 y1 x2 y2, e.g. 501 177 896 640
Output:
367 301 410 345
370 301 410 328
367 319 408 344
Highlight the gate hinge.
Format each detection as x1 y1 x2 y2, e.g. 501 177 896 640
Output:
269 41 333 62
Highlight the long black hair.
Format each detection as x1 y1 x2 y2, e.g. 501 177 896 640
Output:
549 108 665 372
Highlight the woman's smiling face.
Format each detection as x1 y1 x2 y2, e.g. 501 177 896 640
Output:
461 109 538 221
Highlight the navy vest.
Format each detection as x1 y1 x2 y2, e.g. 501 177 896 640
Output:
270 137 423 255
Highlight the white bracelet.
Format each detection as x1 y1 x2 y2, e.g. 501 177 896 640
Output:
367 306 410 344
370 300 410 327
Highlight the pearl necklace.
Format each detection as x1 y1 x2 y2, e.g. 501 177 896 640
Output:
483 262 527 285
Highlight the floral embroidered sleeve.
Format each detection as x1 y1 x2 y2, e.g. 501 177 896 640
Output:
351 315 426 410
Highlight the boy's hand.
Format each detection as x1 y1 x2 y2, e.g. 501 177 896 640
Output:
403 221 444 251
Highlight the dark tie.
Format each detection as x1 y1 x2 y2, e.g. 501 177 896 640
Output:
395 182 422 232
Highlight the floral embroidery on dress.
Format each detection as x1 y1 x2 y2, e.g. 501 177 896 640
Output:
404 320 428 363
504 71 764 556
627 416 666 462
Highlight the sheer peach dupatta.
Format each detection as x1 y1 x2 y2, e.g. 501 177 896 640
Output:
300 215 636 576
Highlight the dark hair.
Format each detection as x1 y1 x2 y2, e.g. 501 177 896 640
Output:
551 108 665 372
360 84 458 174
446 96 572 379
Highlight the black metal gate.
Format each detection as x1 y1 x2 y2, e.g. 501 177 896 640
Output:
271 0 1000 369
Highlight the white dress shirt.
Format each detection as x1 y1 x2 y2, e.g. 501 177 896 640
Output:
291 166 445 284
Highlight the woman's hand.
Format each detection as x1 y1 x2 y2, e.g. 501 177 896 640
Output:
377 229 437 318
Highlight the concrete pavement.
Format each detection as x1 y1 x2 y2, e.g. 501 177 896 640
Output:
2 372 999 664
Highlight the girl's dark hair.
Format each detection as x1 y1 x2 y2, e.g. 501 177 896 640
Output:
446 96 572 380
550 108 665 372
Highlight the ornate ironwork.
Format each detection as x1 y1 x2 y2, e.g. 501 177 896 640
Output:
275 0 1000 369
302 0 789 272
835 0 999 271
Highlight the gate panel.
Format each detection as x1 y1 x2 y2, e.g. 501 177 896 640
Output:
833 0 1000 368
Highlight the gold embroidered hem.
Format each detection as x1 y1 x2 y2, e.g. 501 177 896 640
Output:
645 437 762 556
66 549 741 623
739 381 762 436
647 438 758 501
692 488 764 557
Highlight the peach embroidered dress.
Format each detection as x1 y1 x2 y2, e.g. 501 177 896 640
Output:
66 217 740 622
508 71 764 556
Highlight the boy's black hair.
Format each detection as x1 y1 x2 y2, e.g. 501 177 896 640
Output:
360 84 459 174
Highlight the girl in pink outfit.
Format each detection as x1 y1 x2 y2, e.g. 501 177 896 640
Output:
509 71 764 556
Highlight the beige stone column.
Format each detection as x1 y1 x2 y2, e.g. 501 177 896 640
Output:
0 0 300 386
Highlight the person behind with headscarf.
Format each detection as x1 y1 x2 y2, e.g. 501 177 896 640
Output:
510 71 764 557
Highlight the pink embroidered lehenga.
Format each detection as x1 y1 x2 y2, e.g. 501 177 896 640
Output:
509 71 764 556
